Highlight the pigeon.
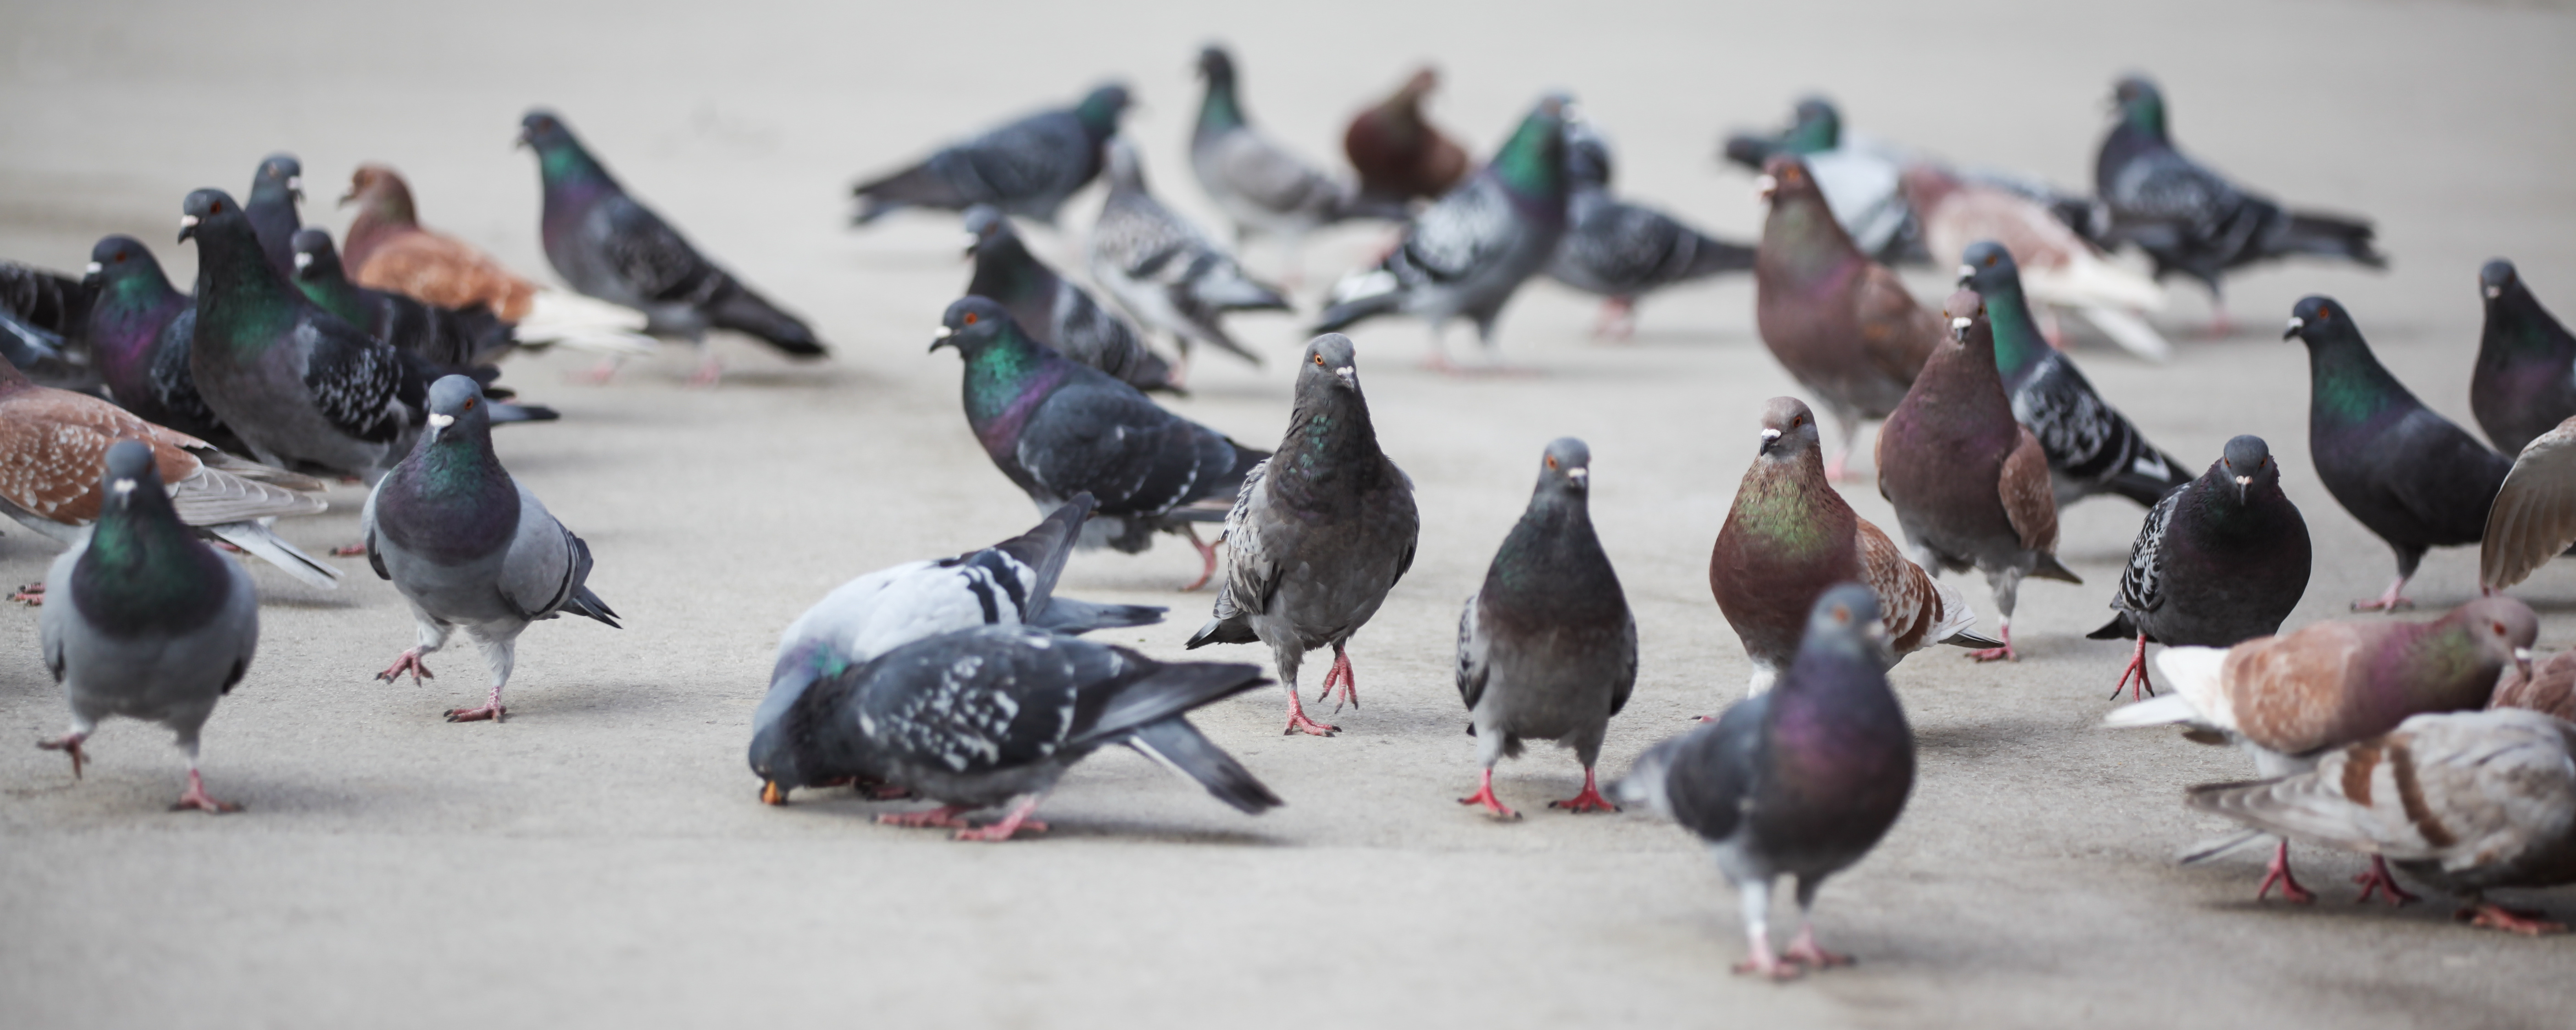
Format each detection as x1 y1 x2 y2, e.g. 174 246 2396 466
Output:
748 624 1283 841
1874 290 2082 661
2480 416 2576 591
1752 154 1943 480
1546 119 1755 340
35 441 261 813
0 301 82 390
1711 397 1996 695
1088 137 1292 371
79 235 242 452
519 110 827 385
2492 649 2576 722
1719 96 1840 171
2106 597 2537 904
2183 709 2576 933
1613 584 1915 980
2469 260 2576 456
289 228 516 370
361 375 619 723
2089 435 2314 700
336 164 655 357
0 257 91 343
244 153 303 280
1958 241 2192 508
931 297 1266 590
1721 97 1919 265
1189 45 1400 277
1343 66 1469 206
961 205 1176 393
1455 438 1637 819
1186 334 1419 737
1315 94 1571 369
1900 163 2170 361
2096 75 2385 324
2286 296 2512 610
757 493 1168 804
849 83 1132 226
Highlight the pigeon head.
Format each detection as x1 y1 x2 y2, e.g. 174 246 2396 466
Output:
1783 96 1841 153
2282 295 2358 347
2217 435 2277 504
1534 437 1592 498
340 163 416 217
1756 396 1823 463
933 296 1027 355
288 227 342 281
1943 288 1987 341
422 374 493 446
1754 154 1821 205
961 205 1011 256
1075 83 1133 137
99 439 173 521
1195 44 1236 83
1562 120 1614 189
177 188 250 245
1957 241 2022 295
1489 94 1571 200
2442 596 2539 682
2111 75 2167 138
1803 582 1890 660
1297 333 1361 397
517 109 576 150
2480 259 2519 301
1401 67 1439 99
252 153 303 205
83 234 166 292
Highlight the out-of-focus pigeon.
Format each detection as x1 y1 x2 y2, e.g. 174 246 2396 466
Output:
244 153 303 280
748 624 1282 841
1455 438 1636 819
2492 649 2576 722
1190 45 1400 278
962 205 1175 393
2480 415 2576 591
1088 137 1291 371
36 440 259 813
1712 397 1995 695
1959 242 2191 508
2286 296 2510 610
2106 597 2537 903
1343 67 1469 206
1875 290 2082 660
1546 120 1754 340
1902 163 2169 361
0 299 83 391
2470 260 2576 456
81 235 242 452
2089 435 2312 699
291 228 516 369
1187 334 1418 737
2184 709 2576 933
1614 584 1915 979
850 84 1131 227
0 258 90 341
1316 94 1571 369
1752 155 1942 480
932 297 1266 589
2096 76 2384 324
361 376 618 722
519 110 827 385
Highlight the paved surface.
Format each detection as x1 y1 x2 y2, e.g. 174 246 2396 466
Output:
4 1 2575 1027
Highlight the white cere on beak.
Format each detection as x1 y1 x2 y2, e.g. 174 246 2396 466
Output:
287 176 302 191
1752 174 1778 199
2285 316 2304 332
111 478 137 496
85 262 102 275
2515 648 2536 662
1759 428 1783 442
427 413 456 428
933 325 954 339
1334 366 1357 389
960 232 982 248
2234 475 2251 486
1950 316 1973 331
1567 467 1588 483
179 215 199 229
292 252 312 271
2487 286 2504 299
1958 265 1976 279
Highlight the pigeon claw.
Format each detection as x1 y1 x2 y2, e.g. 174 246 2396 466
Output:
1316 649 1360 713
2351 578 2416 613
1781 927 1853 970
2352 857 2420 906
1732 953 1802 981
686 353 725 389
330 543 368 557
169 769 240 814
374 649 435 685
875 805 976 830
1547 771 1620 814
2257 839 2316 904
949 795 1049 842
443 703 505 723
2458 902 2565 936
11 581 46 605
2108 633 2155 700
1458 769 1521 820
36 732 87 779
1283 710 1340 737
1966 644 2015 662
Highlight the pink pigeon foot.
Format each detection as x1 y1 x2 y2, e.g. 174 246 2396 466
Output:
1733 936 1801 981
1589 297 1638 342
330 543 368 557
2351 576 2415 613
1547 767 1619 814
36 731 88 778
1181 523 1218 592
572 358 622 385
170 769 240 814
1282 685 1339 737
950 796 1049 842
374 649 436 685
2109 631 2155 699
11 582 44 605
443 702 505 723
876 805 976 830
2459 902 2565 936
686 353 724 389
1781 925 1852 969
1316 648 1361 714
1967 625 2016 663
2257 839 2316 904
1458 768 1521 820
2353 855 2420 906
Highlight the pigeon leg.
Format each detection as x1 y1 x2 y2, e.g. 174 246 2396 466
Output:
1316 642 1360 713
1589 298 1638 343
2037 304 2067 351
1420 320 1457 372
1457 767 1521 820
1282 674 1340 737
2256 839 2316 904
573 357 625 385
1967 620 2016 663
2351 575 2416 613
2458 900 2565 936
686 343 724 389
2352 856 2420 906
442 635 514 723
170 765 239 814
330 543 368 557
1781 925 1851 969
2109 631 2155 699
10 581 43 605
374 648 437 684
36 728 89 779
1731 880 1799 980
1821 408 1861 482
876 805 976 830
1547 765 1620 814
1181 523 1219 592
951 795 1049 842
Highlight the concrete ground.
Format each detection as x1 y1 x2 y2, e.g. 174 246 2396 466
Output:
4 1 2574 1026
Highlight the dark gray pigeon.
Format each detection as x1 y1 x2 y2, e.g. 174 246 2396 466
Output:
748 624 1282 841
36 440 258 813
244 153 303 280
362 376 618 722
1190 45 1399 277
2088 436 2313 699
2286 296 2510 610
962 205 1176 393
0 257 91 342
2470 260 2576 456
1455 438 1636 818
1547 119 1753 339
1614 583 1915 980
290 228 517 370
1186 334 1419 737
1088 137 1292 371
850 83 1131 227
81 235 240 452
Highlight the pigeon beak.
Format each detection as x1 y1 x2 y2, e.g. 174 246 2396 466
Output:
761 781 790 806
929 324 955 351
2233 473 2251 503
2486 286 2504 300
1957 264 1976 288
2282 316 2304 340
2515 648 2535 680
425 410 455 442
293 252 312 272
961 231 982 256
1566 467 1588 490
1753 174 1777 201
1335 366 1357 390
177 214 199 244
1758 427 1783 456
82 261 102 289
110 477 136 509
287 176 303 202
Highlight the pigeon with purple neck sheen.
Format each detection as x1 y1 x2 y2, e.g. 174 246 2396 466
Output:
244 153 304 281
2089 435 2312 701
80 235 242 453
962 205 1175 393
1615 584 1915 980
1547 119 1754 340
2469 260 2576 456
1874 290 2080 661
850 83 1131 227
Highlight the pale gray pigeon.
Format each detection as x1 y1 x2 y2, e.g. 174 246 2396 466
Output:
1088 136 1291 370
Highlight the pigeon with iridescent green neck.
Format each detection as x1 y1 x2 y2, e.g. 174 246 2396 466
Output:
2469 260 2576 456
850 83 1131 227
962 205 1174 393
289 228 517 370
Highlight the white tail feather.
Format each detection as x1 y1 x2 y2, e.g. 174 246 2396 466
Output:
2101 692 2200 729
2147 645 2238 731
2025 250 2165 311
516 290 658 357
1925 577 1982 646
205 521 342 589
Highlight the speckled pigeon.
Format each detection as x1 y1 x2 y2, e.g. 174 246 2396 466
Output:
962 205 1175 393
1343 67 1468 206
36 440 259 814
1187 334 1419 737
849 83 1131 227
1614 584 1915 980
1190 45 1400 277
362 376 619 723
1088 137 1291 371
1547 119 1753 340
244 153 303 280
2469 260 2576 456
81 235 241 452
290 228 516 369
1455 438 1636 819
749 624 1282 842
2089 435 2312 700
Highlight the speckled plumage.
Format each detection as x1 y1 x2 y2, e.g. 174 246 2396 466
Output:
2093 436 2311 650
1960 242 2188 508
963 205 1173 393
291 228 516 370
1088 138 1289 369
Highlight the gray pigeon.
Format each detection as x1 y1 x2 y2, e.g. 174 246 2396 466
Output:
1546 120 1754 340
37 440 259 814
961 205 1176 393
1189 45 1399 277
1455 438 1636 818
1614 584 1915 979
749 624 1282 842
1088 137 1292 371
850 84 1132 227
1186 334 1419 736
362 376 619 722
244 153 303 280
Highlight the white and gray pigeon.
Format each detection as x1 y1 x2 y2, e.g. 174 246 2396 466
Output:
961 205 1176 393
37 440 259 814
1615 584 1915 980
1186 334 1419 737
747 624 1283 842
850 83 1132 227
363 376 619 723
1088 136 1292 371
1546 120 1754 340
1455 438 1637 819
1189 44 1402 279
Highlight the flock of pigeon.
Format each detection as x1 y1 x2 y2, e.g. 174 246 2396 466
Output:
6 46 2576 980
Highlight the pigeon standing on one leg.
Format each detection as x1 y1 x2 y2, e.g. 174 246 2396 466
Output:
962 205 1175 393
2469 260 2576 455
36 441 259 814
1455 438 1636 819
244 154 303 280
2087 436 2313 700
1088 137 1291 374
362 376 619 722
849 84 1131 227
1546 120 1754 340
1187 334 1419 737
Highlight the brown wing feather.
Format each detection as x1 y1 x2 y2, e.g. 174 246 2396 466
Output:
2493 650 2576 721
2481 418 2576 590
2224 621 2380 754
0 389 207 525
1928 188 2083 272
1851 264 1941 386
1856 517 1943 654
350 229 539 322
1999 425 2060 553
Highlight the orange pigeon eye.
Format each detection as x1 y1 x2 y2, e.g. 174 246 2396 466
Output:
1313 354 1327 366
1546 456 1559 470
962 311 978 326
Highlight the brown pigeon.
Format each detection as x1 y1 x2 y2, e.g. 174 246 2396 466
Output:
338 164 650 359
1342 67 1469 205
2492 649 2576 722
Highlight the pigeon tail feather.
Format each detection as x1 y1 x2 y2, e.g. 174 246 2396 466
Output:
2101 692 2202 730
2030 553 2084 584
710 289 827 357
204 521 342 589
1125 717 1283 814
2277 212 2385 269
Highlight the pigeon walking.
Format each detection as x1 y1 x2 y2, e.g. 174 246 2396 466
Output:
849 83 1131 226
1187 334 1419 737
1455 438 1636 819
1614 584 1915 979
519 110 827 385
931 297 1266 589
1190 45 1399 279
291 229 516 369
244 153 303 280
1546 120 1754 340
1088 137 1292 372
81 235 241 453
2089 436 2313 700
1343 67 1468 206
749 624 1282 841
1901 164 2169 361
1711 397 1995 695
36 441 260 814
962 205 1175 393
2469 260 2576 456
362 376 619 722
2286 296 2510 610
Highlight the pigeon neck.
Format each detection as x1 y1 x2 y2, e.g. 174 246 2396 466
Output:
344 182 419 260
1196 73 1245 134
2120 96 2167 141
89 266 186 374
1984 281 2049 380
1782 115 1838 155
966 236 1048 307
1274 389 1386 496
2481 289 2573 364
1489 490 1620 606
1730 451 1847 558
1489 114 1565 205
1073 94 1126 140
960 331 1068 449
1769 640 1907 759
192 221 305 347
2395 618 2503 709
1760 196 1858 285
2303 333 2413 427
295 258 375 328
538 141 619 208
72 485 231 637
380 427 519 562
